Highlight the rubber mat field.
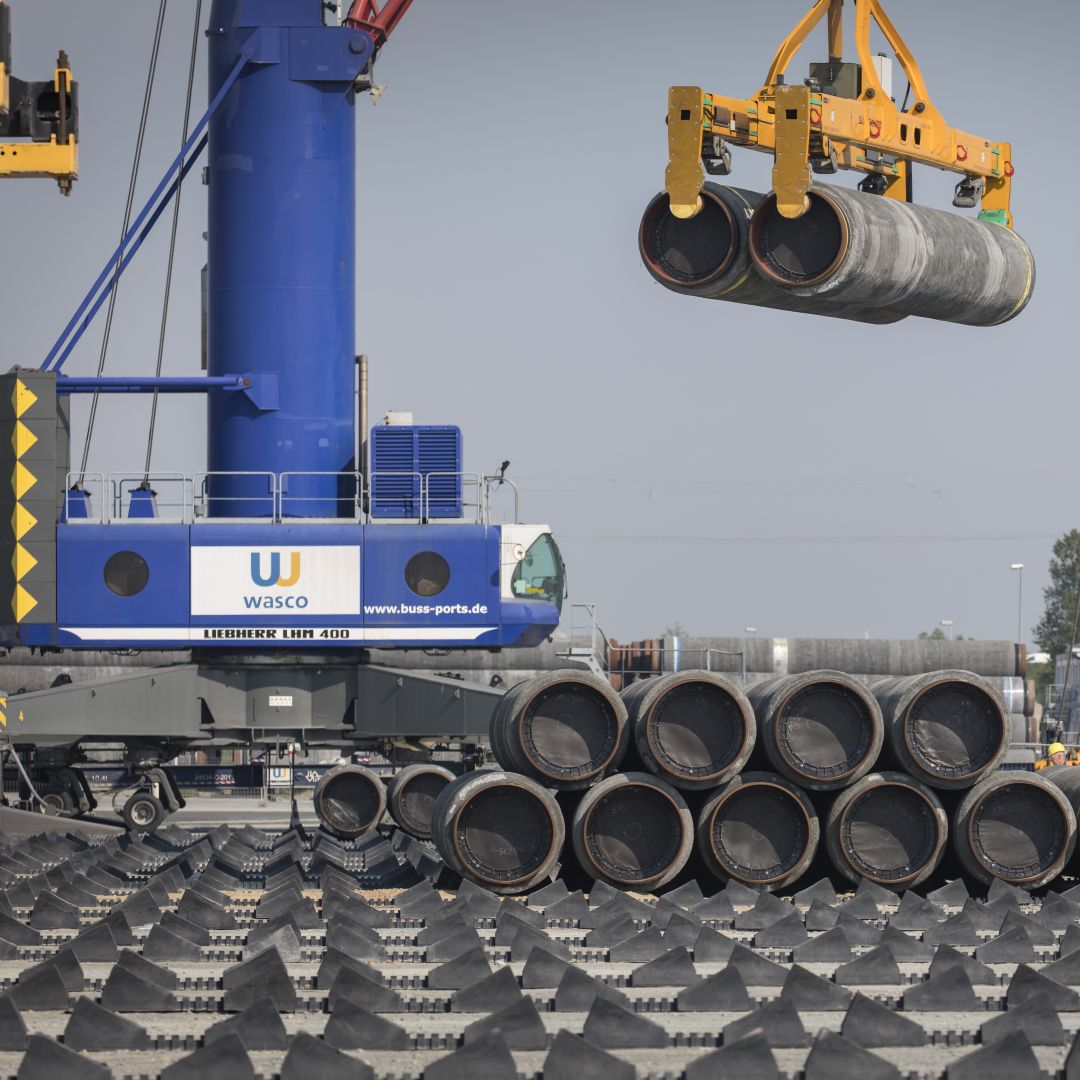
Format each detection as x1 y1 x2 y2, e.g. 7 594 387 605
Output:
1 823 1078 1080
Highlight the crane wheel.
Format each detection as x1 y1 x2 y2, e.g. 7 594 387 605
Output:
123 791 165 833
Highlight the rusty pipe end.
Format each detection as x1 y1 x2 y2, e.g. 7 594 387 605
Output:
639 187 739 289
749 188 849 287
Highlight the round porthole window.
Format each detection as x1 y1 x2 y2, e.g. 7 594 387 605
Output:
405 551 450 597
104 551 149 597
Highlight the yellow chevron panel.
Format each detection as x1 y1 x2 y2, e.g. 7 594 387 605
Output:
0 695 6 729
11 420 38 458
13 583 37 621
12 460 37 500
12 380 37 419
11 504 37 542
12 544 37 582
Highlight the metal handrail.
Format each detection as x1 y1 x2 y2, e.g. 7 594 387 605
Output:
277 471 363 520
113 472 190 522
63 471 105 523
194 471 278 520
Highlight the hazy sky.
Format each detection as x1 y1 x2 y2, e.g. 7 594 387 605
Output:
3 1 1076 645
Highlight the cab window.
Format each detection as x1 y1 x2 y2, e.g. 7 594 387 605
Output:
511 533 565 613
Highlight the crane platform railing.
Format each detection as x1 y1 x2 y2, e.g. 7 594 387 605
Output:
60 470 522 526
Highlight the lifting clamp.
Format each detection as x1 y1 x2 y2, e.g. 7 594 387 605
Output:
0 2 78 194
665 0 1014 227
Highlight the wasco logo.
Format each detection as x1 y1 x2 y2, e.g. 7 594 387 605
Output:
190 545 360 617
245 551 308 608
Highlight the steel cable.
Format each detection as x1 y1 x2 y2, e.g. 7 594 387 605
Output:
79 0 168 480
144 0 203 479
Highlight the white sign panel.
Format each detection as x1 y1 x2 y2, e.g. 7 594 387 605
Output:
191 546 361 616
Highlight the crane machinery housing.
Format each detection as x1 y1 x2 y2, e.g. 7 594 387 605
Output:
0 0 567 835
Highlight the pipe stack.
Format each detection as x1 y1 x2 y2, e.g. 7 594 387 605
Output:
312 666 1072 897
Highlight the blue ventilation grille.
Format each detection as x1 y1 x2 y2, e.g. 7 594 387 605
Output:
370 425 463 518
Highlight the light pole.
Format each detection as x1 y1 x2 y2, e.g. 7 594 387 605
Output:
1010 563 1024 645
940 619 954 640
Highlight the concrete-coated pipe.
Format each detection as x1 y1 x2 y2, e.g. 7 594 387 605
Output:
639 184 905 324
570 772 694 892
747 671 884 791
950 771 1076 889
622 671 755 790
431 770 564 895
826 771 948 890
873 671 1008 789
749 183 1035 326
385 763 456 841
489 672 627 790
312 764 386 840
696 770 819 893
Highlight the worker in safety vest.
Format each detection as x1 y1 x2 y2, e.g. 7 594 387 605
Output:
1035 742 1071 769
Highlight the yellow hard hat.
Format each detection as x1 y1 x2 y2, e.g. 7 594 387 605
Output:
1049 743 1066 756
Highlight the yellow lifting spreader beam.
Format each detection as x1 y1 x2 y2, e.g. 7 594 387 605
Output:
0 2 78 194
666 0 1014 227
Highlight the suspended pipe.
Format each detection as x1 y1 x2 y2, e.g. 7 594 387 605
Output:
638 182 906 324
749 183 1035 326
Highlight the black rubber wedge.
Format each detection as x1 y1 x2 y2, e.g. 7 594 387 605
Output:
804 899 840 931
222 948 297 1012
630 945 699 986
462 996 547 1050
280 1031 374 1080
511 923 569 962
946 1029 1041 1080
1007 964 1080 1011
878 925 934 962
63 922 119 962
28 894 80 930
927 944 997 985
677 966 752 1012
324 998 410 1050
834 945 902 986
116 950 177 989
722 998 808 1047
663 911 704 947
792 927 853 963
177 891 236 930
63 996 152 1050
327 965 405 1013
981 991 1066 1046
202 997 289 1051
582 995 667 1049
5 966 70 1011
428 945 493 990
543 1030 638 1080
610 928 667 962
754 911 808 947
974 925 1037 964
15 1034 112 1080
554 966 630 1011
902 966 979 1011
724 943 788 985
0 994 27 1050
803 1029 901 1080
793 877 838 907
449 964 520 1012
21 950 82 992
841 992 927 1047
927 879 969 907
143 923 202 961
692 926 738 962
424 1030 518 1080
159 1032 256 1080
685 1031 779 1080
779 964 852 1010
834 910 881 946
520 946 571 989
100 965 179 1012
733 892 789 930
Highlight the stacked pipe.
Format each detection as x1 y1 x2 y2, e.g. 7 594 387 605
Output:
310 663 1073 897
639 181 1035 326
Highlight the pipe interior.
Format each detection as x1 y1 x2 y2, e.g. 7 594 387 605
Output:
970 784 1067 878
317 772 381 835
711 785 807 880
777 683 873 778
397 772 451 834
641 192 736 285
455 787 553 881
753 192 844 283
841 785 937 881
585 785 681 881
906 683 1003 779
649 683 745 776
523 684 618 776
